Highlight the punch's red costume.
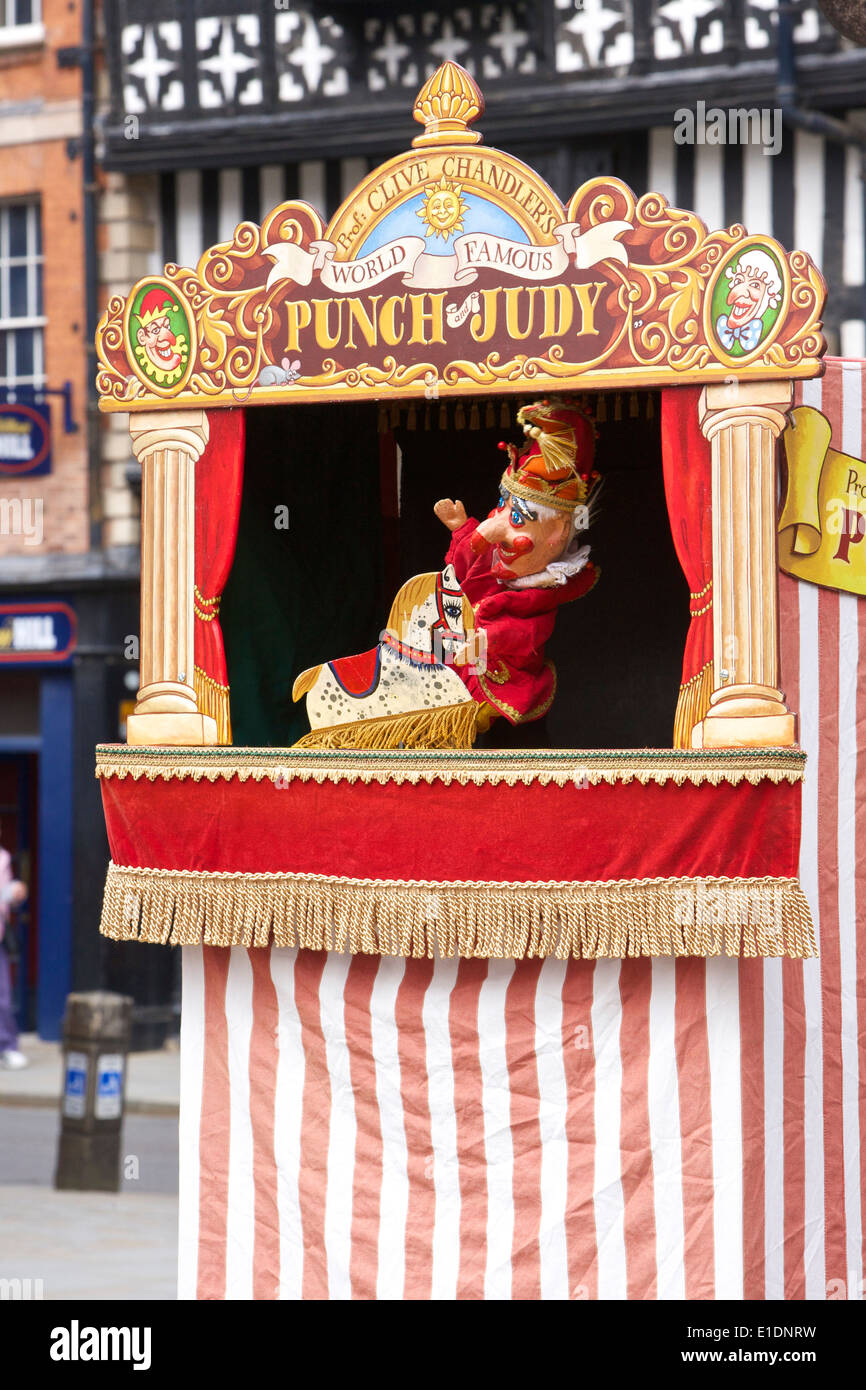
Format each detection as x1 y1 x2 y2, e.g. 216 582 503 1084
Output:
446 517 599 724
294 396 601 746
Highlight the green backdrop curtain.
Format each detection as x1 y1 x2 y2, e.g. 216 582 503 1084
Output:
220 403 384 747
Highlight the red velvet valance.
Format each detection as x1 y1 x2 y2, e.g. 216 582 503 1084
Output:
94 748 815 959
101 771 800 883
661 387 714 748
194 408 245 743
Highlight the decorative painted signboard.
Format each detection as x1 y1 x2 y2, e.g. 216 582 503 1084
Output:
0 601 77 665
0 397 52 476
95 63 826 413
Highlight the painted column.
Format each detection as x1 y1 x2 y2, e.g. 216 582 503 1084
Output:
697 380 796 749
126 410 217 747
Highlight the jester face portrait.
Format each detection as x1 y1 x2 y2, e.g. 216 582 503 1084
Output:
132 289 190 385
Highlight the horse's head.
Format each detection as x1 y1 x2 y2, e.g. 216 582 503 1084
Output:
386 567 475 664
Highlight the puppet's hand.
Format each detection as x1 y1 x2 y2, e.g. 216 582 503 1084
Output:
434 498 467 532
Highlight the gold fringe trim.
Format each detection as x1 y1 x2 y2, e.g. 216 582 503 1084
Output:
99 864 818 959
674 661 714 751
193 667 232 745
95 746 806 787
293 701 480 751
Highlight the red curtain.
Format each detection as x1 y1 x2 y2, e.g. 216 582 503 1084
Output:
661 387 714 748
194 409 245 744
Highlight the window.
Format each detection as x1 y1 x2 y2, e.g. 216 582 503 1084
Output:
1 1 40 28
0 201 44 388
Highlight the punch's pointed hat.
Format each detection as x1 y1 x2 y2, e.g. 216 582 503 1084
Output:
499 398 599 513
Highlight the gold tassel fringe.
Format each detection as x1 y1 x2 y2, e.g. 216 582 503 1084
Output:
98 864 818 959
95 746 807 787
293 701 480 751
673 660 714 750
194 666 232 745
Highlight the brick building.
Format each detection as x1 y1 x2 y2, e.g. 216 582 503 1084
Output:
0 1 88 552
0 0 147 1042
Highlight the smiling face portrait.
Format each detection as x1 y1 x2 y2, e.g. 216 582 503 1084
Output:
129 285 191 387
712 245 783 357
137 314 182 373
725 268 771 328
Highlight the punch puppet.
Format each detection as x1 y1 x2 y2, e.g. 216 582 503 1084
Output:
293 398 599 747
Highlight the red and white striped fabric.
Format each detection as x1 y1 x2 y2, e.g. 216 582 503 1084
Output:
177 363 864 1302
178 924 858 1301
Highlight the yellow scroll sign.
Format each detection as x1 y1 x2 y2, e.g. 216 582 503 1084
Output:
779 405 866 596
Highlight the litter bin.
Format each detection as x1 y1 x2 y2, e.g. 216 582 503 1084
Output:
55 991 132 1192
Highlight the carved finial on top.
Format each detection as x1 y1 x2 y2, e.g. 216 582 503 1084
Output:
412 62 484 147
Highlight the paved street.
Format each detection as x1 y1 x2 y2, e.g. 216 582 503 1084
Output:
0 1038 180 1300
0 1185 178 1300
0 1106 179 1193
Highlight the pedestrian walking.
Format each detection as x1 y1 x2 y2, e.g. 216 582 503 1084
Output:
0 834 28 1068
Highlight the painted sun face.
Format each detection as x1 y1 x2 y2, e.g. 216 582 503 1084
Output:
429 191 460 228
417 177 468 240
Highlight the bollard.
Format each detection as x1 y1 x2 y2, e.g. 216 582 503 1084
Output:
55 991 133 1192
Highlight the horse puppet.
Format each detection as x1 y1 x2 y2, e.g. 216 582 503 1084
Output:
292 563 491 749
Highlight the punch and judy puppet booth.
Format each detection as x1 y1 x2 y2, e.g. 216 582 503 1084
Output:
92 66 862 1299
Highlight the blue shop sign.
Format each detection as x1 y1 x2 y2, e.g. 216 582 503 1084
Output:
95 1053 124 1120
63 1051 88 1119
0 601 77 666
0 400 51 476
